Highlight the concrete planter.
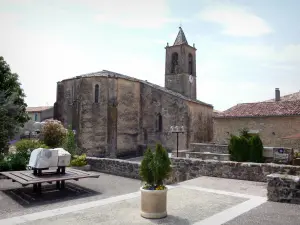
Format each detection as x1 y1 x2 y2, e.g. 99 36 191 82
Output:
71 164 91 171
140 187 168 219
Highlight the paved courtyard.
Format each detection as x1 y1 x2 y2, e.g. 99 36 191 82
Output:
0 173 300 224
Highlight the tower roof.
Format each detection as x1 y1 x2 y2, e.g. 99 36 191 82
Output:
173 27 188 46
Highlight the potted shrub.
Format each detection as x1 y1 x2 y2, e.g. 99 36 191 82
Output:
139 143 172 219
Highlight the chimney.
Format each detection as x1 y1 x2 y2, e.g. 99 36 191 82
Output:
275 88 280 101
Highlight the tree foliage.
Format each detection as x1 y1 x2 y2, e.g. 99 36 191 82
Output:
139 143 172 189
0 57 30 153
228 132 264 163
63 126 78 156
41 119 67 148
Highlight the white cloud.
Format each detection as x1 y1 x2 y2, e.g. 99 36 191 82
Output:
90 0 179 28
198 3 273 37
224 44 300 64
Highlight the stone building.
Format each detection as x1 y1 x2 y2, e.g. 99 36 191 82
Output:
54 27 213 157
214 88 300 149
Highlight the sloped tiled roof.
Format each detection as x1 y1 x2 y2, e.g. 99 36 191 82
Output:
26 106 53 112
215 101 300 118
173 27 188 46
265 91 300 102
61 70 213 108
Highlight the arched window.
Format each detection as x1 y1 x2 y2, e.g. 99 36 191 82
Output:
171 52 178 74
188 54 193 75
94 84 99 103
156 113 162 132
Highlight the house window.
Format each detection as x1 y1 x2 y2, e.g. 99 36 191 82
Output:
188 54 193 75
95 84 99 103
156 113 162 132
34 113 38 121
171 52 178 74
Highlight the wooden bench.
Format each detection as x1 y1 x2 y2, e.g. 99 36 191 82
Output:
0 168 100 194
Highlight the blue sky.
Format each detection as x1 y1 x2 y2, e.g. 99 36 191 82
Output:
0 0 299 111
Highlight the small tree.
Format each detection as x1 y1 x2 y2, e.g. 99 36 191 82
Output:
63 126 77 156
249 135 264 163
239 136 250 162
139 143 172 190
0 56 30 153
41 119 67 148
140 148 154 187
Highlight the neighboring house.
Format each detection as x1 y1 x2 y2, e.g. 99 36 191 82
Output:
54 27 214 158
213 88 300 149
26 106 53 122
18 106 54 138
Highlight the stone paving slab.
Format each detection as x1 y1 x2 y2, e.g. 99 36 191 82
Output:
0 172 140 219
21 187 246 225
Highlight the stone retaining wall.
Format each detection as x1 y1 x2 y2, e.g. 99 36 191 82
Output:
87 157 141 179
87 157 300 184
267 173 300 204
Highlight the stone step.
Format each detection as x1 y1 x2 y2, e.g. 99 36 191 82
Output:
190 143 228 154
171 150 190 157
174 151 230 161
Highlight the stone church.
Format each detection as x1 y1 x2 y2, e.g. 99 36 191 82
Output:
54 27 214 158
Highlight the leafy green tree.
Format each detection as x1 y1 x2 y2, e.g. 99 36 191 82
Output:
0 57 30 153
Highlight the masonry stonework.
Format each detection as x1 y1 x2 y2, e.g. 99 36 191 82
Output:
213 116 300 149
55 71 213 157
87 157 300 183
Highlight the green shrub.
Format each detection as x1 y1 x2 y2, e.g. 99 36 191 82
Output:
228 135 238 161
0 159 11 171
139 143 172 190
15 139 49 163
6 152 27 171
239 136 250 162
70 154 87 167
41 119 67 148
229 133 264 163
63 127 77 156
249 135 263 163
140 148 154 186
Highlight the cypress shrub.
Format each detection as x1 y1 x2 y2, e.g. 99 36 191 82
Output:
228 135 239 161
239 136 250 162
249 135 264 163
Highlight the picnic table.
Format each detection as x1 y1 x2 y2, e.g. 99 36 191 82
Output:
0 168 99 194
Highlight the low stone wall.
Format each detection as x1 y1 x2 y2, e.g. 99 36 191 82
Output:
87 157 300 184
87 157 141 179
190 143 228 154
267 173 300 204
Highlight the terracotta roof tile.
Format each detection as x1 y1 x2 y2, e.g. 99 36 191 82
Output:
265 91 300 102
26 106 53 112
215 101 300 118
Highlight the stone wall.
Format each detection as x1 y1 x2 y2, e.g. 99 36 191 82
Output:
87 157 141 179
190 143 228 154
213 116 300 149
87 157 300 183
267 173 300 204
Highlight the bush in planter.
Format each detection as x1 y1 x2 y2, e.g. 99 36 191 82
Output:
139 143 172 190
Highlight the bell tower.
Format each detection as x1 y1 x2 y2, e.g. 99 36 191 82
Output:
165 27 197 100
